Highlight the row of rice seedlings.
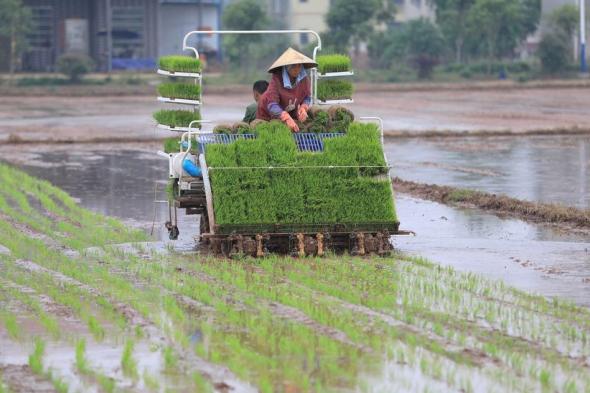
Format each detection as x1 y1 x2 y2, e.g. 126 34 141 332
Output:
0 165 146 249
153 109 201 128
4 260 126 340
0 172 146 249
0 311 20 340
157 82 201 100
206 122 395 228
132 249 544 392
113 249 508 391
213 122 252 135
1 281 60 339
316 54 352 74
317 79 354 101
159 55 202 73
94 249 372 390
28 337 69 393
389 259 590 357
240 255 590 390
401 254 590 328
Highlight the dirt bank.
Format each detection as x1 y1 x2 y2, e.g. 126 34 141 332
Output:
2 78 589 97
393 177 590 234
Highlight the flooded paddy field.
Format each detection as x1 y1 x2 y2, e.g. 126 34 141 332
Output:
387 134 590 209
1 162 590 393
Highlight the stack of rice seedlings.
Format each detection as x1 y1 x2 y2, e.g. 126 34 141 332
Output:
317 79 354 102
163 137 181 153
206 122 397 227
302 107 331 133
232 122 252 135
249 119 267 129
158 55 202 74
328 106 354 133
153 109 201 129
316 54 352 75
157 82 201 101
213 124 233 135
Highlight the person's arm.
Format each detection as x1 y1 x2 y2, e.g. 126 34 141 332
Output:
297 76 312 122
266 74 284 119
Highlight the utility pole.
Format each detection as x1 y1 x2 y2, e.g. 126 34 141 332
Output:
582 0 587 73
106 0 112 73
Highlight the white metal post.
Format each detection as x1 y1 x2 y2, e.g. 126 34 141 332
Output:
582 0 587 73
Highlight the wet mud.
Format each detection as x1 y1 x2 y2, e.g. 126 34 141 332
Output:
3 87 590 144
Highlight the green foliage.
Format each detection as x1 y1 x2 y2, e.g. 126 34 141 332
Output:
538 31 571 75
157 82 201 101
206 122 396 229
549 4 578 38
0 0 31 74
466 0 540 66
158 55 202 73
56 54 95 83
317 79 354 101
153 110 201 128
326 0 396 52
163 346 178 373
317 54 352 74
369 19 445 79
221 0 289 70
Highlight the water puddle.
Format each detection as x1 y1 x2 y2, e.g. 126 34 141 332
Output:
1 145 589 307
386 134 590 208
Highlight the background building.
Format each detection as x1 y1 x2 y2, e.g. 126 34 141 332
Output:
11 0 223 72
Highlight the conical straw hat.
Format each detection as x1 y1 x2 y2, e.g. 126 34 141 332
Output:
267 47 317 72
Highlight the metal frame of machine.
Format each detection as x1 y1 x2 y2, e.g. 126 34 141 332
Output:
156 30 407 257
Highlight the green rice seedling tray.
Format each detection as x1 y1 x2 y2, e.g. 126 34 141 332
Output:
317 79 354 101
158 55 202 74
205 121 396 233
158 83 201 101
317 54 352 75
153 110 201 128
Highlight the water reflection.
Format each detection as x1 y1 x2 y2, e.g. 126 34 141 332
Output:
386 135 590 208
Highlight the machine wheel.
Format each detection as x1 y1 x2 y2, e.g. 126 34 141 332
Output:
199 214 210 245
168 225 179 240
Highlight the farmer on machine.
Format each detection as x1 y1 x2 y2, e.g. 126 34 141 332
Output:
256 48 317 132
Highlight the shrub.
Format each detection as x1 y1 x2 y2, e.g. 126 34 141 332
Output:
159 55 202 73
538 31 570 75
158 83 201 100
317 79 353 101
317 54 352 74
206 122 396 230
153 110 201 128
56 54 94 83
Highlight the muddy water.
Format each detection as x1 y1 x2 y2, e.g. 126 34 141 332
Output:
386 135 590 208
2 146 590 307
